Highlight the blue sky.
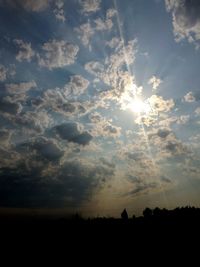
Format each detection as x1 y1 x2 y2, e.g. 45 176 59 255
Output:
0 0 200 217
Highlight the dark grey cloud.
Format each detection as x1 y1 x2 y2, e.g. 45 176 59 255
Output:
54 122 93 145
166 0 200 46
157 128 171 138
32 137 64 161
0 98 22 115
17 137 63 162
160 176 172 183
126 183 157 196
0 0 51 12
0 157 115 208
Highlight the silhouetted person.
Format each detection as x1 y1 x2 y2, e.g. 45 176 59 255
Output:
121 209 128 220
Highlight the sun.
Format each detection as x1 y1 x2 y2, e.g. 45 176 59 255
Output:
130 97 151 114
119 82 152 115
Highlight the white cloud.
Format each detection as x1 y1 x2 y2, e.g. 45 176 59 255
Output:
94 9 116 31
3 0 51 12
177 115 190 124
15 110 53 133
165 0 200 48
94 18 113 31
148 95 175 113
85 39 137 93
75 22 94 46
53 0 65 22
38 39 79 69
148 75 162 90
14 39 35 62
5 81 37 94
183 91 196 102
0 64 7 81
89 113 121 138
63 75 90 96
195 107 200 115
79 0 101 14
106 37 121 49
0 129 13 148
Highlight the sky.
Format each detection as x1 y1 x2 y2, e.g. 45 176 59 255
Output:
0 0 200 217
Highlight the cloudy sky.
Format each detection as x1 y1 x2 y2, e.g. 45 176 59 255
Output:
0 0 200 217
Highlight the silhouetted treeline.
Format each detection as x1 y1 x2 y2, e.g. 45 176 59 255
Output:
1 206 200 225
1 206 200 245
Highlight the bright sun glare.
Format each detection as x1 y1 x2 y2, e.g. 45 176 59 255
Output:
130 98 151 114
120 83 153 116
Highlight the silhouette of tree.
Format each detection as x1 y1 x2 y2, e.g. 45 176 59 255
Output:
143 208 152 218
121 209 128 220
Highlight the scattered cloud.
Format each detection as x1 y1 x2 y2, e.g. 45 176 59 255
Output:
38 39 79 69
79 0 101 14
53 122 93 145
17 136 63 162
183 91 196 102
0 129 13 148
14 110 53 133
0 64 7 81
53 0 65 22
75 22 94 47
195 107 200 115
5 81 36 94
94 9 116 31
0 98 22 115
148 95 175 113
14 39 35 62
165 0 200 48
63 75 89 96
148 75 162 90
1 0 51 12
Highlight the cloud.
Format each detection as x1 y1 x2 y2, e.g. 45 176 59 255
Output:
156 128 172 138
89 112 121 138
160 176 172 183
0 98 22 115
165 0 200 47
38 39 79 69
148 95 175 113
103 124 121 138
85 61 105 76
63 75 89 96
0 156 115 208
75 9 116 47
14 39 35 62
0 65 7 81
75 22 94 47
149 128 190 159
126 183 157 196
39 88 79 116
183 91 196 102
195 107 200 115
176 115 190 124
3 81 37 104
54 122 93 145
85 39 137 96
79 0 101 14
148 75 162 90
14 110 53 133
18 137 64 162
0 129 13 148
53 0 65 22
94 9 116 31
2 0 51 12
5 81 36 94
